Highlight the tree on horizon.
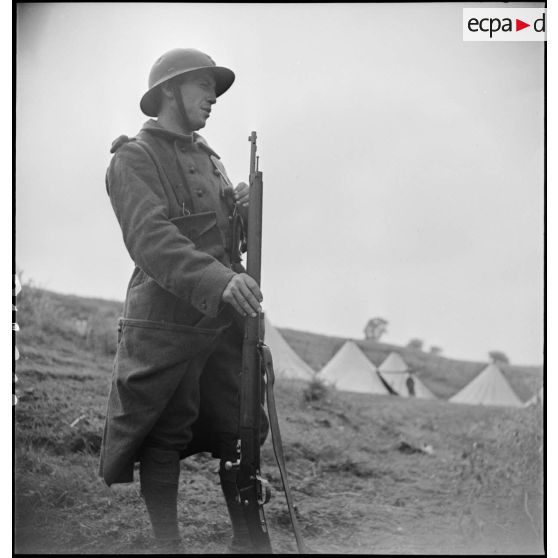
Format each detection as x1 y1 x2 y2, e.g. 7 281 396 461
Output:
363 317 388 341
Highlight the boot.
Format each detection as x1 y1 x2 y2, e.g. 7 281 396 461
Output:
219 463 254 554
139 446 181 550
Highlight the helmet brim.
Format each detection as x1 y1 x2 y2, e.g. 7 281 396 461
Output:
140 66 235 117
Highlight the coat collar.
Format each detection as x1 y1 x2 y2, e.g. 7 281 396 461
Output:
139 119 220 158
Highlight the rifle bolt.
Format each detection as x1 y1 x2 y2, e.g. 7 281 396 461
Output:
244 500 249 507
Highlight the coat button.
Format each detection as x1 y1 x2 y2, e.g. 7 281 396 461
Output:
189 165 196 173
177 143 187 152
213 169 220 176
200 301 207 310
196 189 204 197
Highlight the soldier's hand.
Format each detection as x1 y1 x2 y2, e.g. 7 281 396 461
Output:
222 273 263 317
234 181 249 207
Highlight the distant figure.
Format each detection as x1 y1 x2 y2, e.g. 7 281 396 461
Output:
406 374 416 397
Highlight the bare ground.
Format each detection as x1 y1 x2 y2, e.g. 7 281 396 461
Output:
14 363 544 555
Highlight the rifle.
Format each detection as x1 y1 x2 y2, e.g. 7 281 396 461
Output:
225 132 308 554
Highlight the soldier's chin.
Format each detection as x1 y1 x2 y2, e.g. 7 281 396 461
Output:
189 119 206 132
195 117 207 130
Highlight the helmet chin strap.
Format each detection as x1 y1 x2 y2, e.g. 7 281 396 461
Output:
170 80 193 134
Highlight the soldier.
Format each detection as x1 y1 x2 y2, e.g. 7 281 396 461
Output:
99 48 268 553
406 374 416 397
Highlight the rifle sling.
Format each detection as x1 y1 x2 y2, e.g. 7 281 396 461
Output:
259 343 309 554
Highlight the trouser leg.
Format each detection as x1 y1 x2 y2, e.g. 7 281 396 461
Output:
139 446 181 550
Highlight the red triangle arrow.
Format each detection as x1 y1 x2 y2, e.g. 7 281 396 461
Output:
516 19 530 31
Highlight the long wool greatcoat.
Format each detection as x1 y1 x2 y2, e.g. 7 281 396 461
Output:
99 120 266 486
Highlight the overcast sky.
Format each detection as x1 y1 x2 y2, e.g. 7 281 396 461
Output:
15 2 545 365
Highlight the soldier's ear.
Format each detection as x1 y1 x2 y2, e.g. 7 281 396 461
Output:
160 82 174 100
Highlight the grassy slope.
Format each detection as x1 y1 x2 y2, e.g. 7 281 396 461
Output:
14 287 545 554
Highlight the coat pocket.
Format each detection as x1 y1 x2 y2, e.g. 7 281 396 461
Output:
115 318 225 383
171 211 225 260
125 278 205 326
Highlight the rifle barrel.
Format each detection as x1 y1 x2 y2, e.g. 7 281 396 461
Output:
249 131 258 181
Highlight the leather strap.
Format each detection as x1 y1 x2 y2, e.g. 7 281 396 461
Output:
259 343 309 554
170 80 193 133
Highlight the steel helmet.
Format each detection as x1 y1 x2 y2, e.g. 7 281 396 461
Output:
140 48 235 116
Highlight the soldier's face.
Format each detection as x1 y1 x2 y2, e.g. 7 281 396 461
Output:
177 71 217 131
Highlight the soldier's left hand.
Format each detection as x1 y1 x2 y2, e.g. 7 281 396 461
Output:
234 182 249 207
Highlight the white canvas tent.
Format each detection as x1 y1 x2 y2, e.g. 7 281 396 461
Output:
377 352 436 399
449 363 523 407
318 341 390 395
378 352 408 373
379 370 437 399
264 318 315 381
